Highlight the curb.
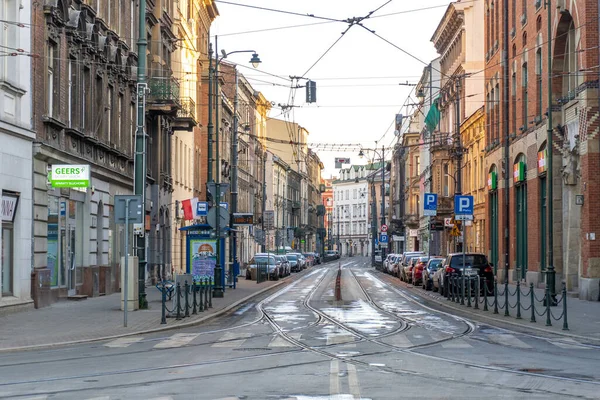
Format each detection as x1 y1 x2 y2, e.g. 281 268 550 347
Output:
0 280 287 354
399 280 600 343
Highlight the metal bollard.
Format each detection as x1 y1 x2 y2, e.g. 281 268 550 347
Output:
545 285 552 326
516 280 522 319
474 277 479 310
460 274 465 305
176 282 182 320
482 278 488 311
184 280 190 318
161 282 167 324
504 281 509 317
530 283 536 323
451 275 456 303
493 279 499 314
562 283 569 331
192 279 197 315
199 279 204 311
204 278 209 310
209 278 213 308
467 276 472 307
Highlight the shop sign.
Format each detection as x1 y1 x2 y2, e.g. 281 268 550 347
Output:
513 161 525 182
488 171 497 190
1 193 18 222
537 149 547 174
50 164 91 188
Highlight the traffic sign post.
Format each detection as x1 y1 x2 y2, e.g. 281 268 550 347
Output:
424 193 438 259
379 233 389 249
454 195 474 273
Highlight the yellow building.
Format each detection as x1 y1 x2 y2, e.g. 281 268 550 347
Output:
460 107 486 253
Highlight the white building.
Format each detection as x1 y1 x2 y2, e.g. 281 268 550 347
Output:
333 166 370 257
0 0 35 311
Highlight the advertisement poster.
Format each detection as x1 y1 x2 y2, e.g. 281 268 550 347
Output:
189 239 216 282
47 223 59 286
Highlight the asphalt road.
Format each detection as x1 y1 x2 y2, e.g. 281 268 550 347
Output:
1 257 599 400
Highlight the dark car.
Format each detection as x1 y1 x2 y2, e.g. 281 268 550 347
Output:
440 253 494 295
422 257 444 291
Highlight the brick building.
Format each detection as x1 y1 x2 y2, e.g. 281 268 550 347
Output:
485 0 600 300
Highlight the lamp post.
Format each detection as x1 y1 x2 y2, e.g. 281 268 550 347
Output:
359 146 388 264
209 36 261 297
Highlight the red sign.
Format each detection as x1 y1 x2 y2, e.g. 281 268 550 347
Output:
381 224 388 232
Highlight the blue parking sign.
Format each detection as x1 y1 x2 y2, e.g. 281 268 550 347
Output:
454 195 474 215
379 233 389 243
424 193 438 216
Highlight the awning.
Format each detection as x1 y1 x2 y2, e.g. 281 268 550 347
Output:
425 98 440 133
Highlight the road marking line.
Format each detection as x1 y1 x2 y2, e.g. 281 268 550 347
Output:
84 397 110 400
104 336 144 348
488 334 532 349
549 338 588 349
20 397 48 400
347 363 362 399
330 359 340 395
268 333 301 347
211 332 252 348
154 333 200 349
440 339 473 349
147 397 175 400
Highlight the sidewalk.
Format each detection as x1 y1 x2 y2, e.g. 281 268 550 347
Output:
0 278 282 352
403 278 600 342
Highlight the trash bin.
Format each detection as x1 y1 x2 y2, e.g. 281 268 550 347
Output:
250 267 257 281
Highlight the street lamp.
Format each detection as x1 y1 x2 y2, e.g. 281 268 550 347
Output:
209 36 262 298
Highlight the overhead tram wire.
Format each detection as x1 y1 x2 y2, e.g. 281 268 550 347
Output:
212 0 346 23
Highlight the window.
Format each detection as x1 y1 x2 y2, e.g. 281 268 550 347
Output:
522 63 528 130
96 77 104 137
2 224 13 296
564 20 578 96
68 59 77 128
130 0 136 48
47 44 57 117
416 156 420 174
512 73 517 134
511 0 516 30
83 67 91 132
353 189 357 199
130 103 135 155
443 164 449 196
107 86 113 144
117 94 123 147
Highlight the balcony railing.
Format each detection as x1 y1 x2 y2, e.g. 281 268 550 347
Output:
177 97 196 120
148 77 180 103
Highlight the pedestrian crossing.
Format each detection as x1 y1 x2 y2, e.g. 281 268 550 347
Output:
101 330 592 352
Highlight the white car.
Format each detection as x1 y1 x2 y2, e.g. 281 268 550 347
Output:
383 254 397 274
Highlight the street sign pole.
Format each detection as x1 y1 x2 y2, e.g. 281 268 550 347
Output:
124 199 129 327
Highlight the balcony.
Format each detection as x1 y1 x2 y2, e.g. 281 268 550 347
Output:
404 214 419 227
172 97 197 132
147 77 181 115
292 201 301 210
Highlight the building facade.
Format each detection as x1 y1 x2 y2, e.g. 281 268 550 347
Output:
0 0 35 311
485 0 600 300
31 0 139 303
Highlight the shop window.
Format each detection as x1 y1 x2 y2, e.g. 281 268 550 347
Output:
1 225 13 296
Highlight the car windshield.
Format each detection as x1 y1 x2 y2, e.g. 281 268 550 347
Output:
252 256 275 265
450 254 488 267
428 259 443 269
287 255 298 261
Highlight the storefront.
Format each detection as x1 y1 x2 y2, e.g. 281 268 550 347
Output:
1 192 19 297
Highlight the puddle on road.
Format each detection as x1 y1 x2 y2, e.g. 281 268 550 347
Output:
320 299 399 336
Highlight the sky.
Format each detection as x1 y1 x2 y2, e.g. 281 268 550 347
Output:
211 0 449 177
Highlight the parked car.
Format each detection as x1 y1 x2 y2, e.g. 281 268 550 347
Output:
246 253 279 280
391 255 403 277
374 250 383 268
440 253 495 295
383 254 397 274
422 257 444 290
286 253 301 272
276 255 291 277
303 253 315 267
298 254 308 269
400 252 425 282
325 250 340 260
411 256 432 286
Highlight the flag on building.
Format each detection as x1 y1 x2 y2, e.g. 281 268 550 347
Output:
181 199 193 220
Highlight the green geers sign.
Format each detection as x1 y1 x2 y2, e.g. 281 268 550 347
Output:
49 165 91 188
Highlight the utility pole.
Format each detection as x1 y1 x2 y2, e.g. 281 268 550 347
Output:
503 0 511 286
545 0 556 304
371 179 377 266
207 44 214 185
455 77 464 258
261 152 267 252
213 36 223 298
230 68 239 283
134 0 148 309
379 146 386 258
